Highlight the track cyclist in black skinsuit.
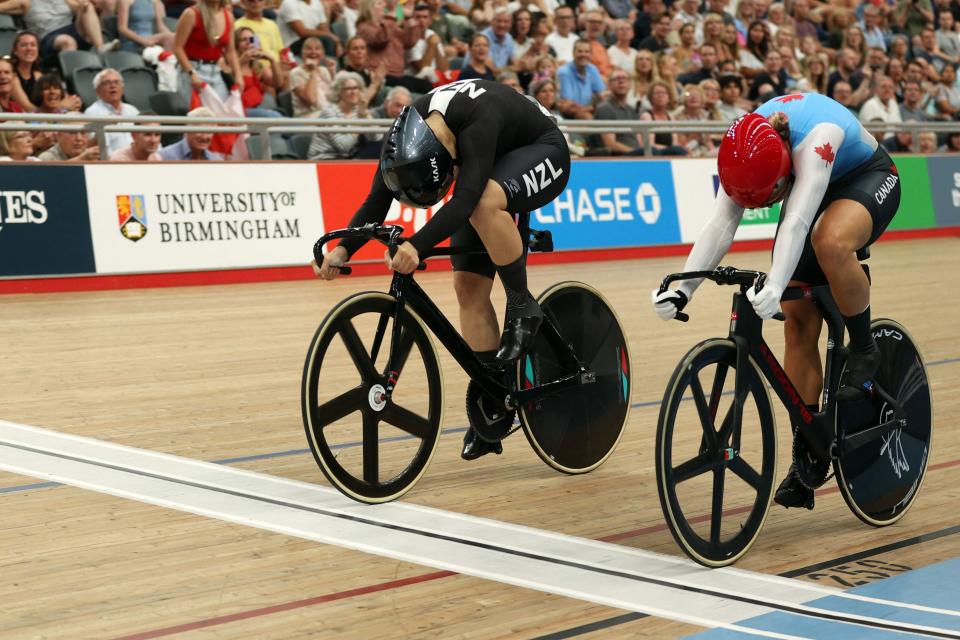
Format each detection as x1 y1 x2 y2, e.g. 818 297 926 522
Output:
312 79 571 461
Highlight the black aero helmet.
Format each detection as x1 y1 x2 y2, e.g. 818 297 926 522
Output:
380 106 454 207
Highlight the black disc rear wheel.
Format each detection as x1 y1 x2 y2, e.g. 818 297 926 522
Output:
517 282 631 473
835 319 932 526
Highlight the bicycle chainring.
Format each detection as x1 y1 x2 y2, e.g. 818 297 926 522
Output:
792 426 831 489
465 380 515 443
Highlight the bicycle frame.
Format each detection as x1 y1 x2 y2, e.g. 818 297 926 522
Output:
315 224 592 411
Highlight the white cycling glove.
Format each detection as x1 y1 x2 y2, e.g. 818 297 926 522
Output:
651 289 689 321
746 284 784 320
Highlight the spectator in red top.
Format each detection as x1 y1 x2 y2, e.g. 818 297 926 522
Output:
235 27 284 117
0 59 25 113
355 0 431 93
174 0 243 99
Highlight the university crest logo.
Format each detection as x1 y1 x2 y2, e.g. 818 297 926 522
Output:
117 194 147 241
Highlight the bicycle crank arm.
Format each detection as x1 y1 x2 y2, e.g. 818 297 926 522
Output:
505 369 595 409
839 415 909 455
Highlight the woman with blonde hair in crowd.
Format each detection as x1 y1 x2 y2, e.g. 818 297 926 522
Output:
639 80 687 155
734 0 755 42
775 25 801 62
764 2 787 38
0 130 39 161
842 25 868 64
801 52 829 94
627 49 656 111
290 36 333 117
721 23 740 65
703 13 732 61
673 84 715 156
798 34 819 62
607 20 638 74
673 22 698 74
174 0 242 99
656 51 682 105
698 77 721 118
308 71 370 159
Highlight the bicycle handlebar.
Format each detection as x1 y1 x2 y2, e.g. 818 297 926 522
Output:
658 267 785 323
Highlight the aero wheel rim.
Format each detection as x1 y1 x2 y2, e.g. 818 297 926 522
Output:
302 293 442 503
836 320 931 524
659 341 776 566
520 282 630 472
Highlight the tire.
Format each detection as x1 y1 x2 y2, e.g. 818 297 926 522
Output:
517 282 631 474
835 319 932 526
656 338 777 567
301 292 443 504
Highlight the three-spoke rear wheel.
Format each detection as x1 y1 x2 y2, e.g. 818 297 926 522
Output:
301 292 443 503
656 338 777 567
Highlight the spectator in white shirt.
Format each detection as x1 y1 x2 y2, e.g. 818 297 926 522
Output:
406 3 448 83
858 75 902 137
83 68 139 156
276 0 337 57
546 5 578 64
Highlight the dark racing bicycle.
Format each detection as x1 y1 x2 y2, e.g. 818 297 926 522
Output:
654 260 932 566
302 223 632 503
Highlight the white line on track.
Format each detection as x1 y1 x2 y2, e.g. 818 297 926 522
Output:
1 419 958 639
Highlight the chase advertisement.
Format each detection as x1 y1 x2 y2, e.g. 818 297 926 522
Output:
0 165 95 277
532 160 681 249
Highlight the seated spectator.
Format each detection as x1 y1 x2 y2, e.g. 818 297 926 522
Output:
627 50 655 111
0 131 40 161
234 0 284 61
720 22 741 68
25 0 119 57
801 52 829 95
716 74 747 122
858 75 902 134
340 36 387 105
291 36 334 117
678 43 720 85
639 80 687 155
277 0 336 58
110 118 163 160
861 4 889 52
545 5 578 64
674 0 704 44
117 0 176 52
748 49 788 101
496 69 522 91
174 0 243 100
673 84 715 156
511 9 534 60
582 10 611 78
308 71 370 159
38 127 101 161
637 13 671 53
83 69 140 156
607 20 637 74
458 33 497 80
765 2 788 38
593 69 644 156
699 77 721 117
516 22 555 83
913 26 957 72
407 3 449 85
702 13 731 62
477 8 515 71
937 10 960 63
158 106 224 160
887 57 906 99
235 27 285 117
656 52 683 103
530 77 560 118
356 0 432 93
939 131 960 152
31 72 81 114
556 39 605 119
880 125 913 152
888 34 910 65
843 25 869 64
932 63 960 119
0 59 25 113
10 32 42 111
918 131 938 153
739 20 768 80
832 80 859 114
900 79 931 121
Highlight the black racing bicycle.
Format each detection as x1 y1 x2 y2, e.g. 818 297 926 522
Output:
302 223 632 503
654 261 932 566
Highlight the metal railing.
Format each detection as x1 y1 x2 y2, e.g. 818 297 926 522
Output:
0 112 956 160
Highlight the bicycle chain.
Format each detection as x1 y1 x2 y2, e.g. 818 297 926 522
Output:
792 425 832 489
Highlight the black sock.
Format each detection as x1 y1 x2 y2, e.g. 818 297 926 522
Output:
843 306 875 353
495 254 532 313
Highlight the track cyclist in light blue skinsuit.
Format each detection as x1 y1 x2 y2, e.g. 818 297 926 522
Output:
651 92 901 510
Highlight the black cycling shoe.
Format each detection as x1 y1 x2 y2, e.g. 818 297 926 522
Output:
837 344 881 402
496 297 543 363
774 465 815 510
461 427 503 460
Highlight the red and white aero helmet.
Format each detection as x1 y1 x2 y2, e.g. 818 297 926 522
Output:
717 113 792 209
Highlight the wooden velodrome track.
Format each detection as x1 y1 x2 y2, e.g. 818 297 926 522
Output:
1 236 958 639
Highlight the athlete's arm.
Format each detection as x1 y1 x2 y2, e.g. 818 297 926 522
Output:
405 121 494 256
765 122 844 293
674 188 745 300
337 168 395 258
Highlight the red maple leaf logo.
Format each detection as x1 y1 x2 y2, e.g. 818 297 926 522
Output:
814 142 835 165
776 94 805 103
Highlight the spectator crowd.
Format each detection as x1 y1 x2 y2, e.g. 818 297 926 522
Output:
1 0 960 161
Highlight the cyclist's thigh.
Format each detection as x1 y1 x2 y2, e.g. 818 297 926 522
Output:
450 224 496 278
491 128 571 213
819 148 900 247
